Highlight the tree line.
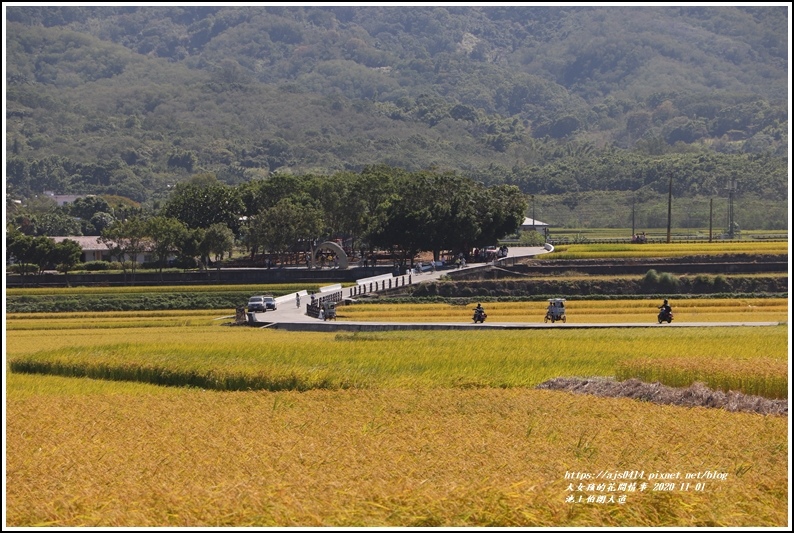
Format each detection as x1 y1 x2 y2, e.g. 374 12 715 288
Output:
6 167 528 276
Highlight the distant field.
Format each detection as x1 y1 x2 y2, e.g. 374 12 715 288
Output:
543 228 788 241
4 283 332 297
540 241 788 260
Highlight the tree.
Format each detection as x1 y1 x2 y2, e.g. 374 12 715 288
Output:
252 198 321 267
177 227 206 270
416 172 480 261
162 181 243 232
35 210 82 236
370 174 429 268
52 238 83 280
100 217 148 284
6 229 37 276
350 166 403 256
145 216 188 276
29 235 56 274
365 170 527 264
474 184 528 248
69 195 111 220
200 222 235 269
89 211 116 234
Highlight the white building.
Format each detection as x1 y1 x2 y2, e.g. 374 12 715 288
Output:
50 236 154 264
520 217 549 232
43 191 91 207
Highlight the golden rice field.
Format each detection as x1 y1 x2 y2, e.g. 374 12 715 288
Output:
5 309 230 331
615 357 788 400
6 323 787 395
5 302 790 527
6 380 789 527
541 241 788 260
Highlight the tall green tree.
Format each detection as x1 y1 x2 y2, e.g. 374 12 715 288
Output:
350 166 402 256
177 227 206 270
162 181 243 233
371 174 429 268
52 238 83 280
35 209 82 236
69 196 111 221
417 172 481 260
199 222 235 269
100 216 148 283
6 230 37 275
474 184 529 248
145 216 189 275
29 235 56 274
252 198 322 267
88 211 116 234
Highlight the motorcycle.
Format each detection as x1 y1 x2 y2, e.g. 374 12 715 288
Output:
657 308 673 324
473 308 487 323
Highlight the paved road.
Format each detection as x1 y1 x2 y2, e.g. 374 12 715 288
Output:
249 246 549 325
250 314 781 332
242 245 780 331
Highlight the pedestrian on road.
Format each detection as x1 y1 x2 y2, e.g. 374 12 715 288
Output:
296 293 301 308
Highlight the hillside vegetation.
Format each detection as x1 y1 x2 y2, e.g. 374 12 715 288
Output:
5 5 788 227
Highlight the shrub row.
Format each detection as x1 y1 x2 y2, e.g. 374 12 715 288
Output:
373 293 785 306
409 273 787 298
5 291 254 313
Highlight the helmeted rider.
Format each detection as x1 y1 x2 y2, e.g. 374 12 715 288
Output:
658 299 672 317
474 303 485 317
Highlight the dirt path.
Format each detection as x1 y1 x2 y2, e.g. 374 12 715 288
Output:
536 376 787 416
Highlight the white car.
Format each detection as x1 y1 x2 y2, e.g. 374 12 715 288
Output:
262 296 277 311
247 296 266 313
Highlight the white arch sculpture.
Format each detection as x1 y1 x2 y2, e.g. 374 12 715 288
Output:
313 241 349 270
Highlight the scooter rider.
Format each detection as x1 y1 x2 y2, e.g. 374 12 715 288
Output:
474 303 486 319
658 299 672 318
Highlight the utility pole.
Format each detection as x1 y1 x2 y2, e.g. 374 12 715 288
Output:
709 198 713 243
666 175 672 244
531 194 535 226
727 179 736 239
631 194 635 237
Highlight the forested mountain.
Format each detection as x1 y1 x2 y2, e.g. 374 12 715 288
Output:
4 5 789 228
